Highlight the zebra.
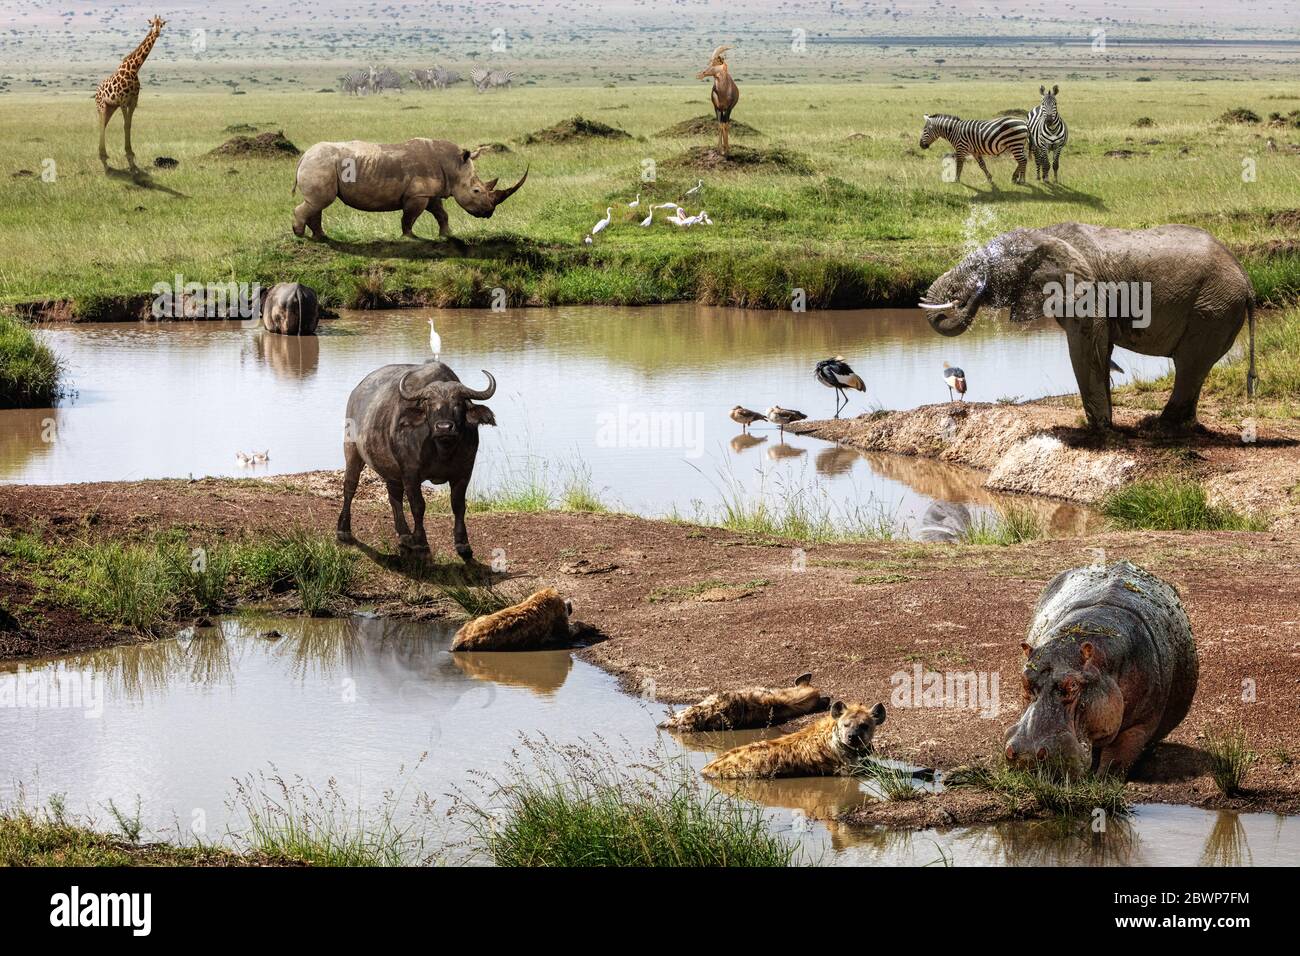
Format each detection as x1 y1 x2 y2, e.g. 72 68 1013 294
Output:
919 113 1029 187
470 68 516 92
409 68 435 90
339 70 369 96
433 66 462 89
1027 84 1069 182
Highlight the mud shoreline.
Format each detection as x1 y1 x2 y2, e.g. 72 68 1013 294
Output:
1 470 1297 820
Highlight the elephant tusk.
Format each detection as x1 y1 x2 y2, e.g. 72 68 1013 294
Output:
919 301 957 311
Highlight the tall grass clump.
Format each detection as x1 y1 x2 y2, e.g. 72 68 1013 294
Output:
0 314 62 408
456 739 797 867
228 767 437 866
960 502 1045 546
1204 726 1257 796
948 760 1130 818
237 529 356 615
1100 478 1264 531
710 473 897 543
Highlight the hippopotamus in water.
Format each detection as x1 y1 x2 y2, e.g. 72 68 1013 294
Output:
1005 560 1197 777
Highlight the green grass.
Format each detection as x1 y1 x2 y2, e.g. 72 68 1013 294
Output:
237 528 357 615
229 766 437 866
1204 726 1257 796
851 756 924 801
1100 478 1265 531
948 760 1131 819
467 462 609 514
438 583 514 617
456 740 797 867
0 313 62 407
3 82 1299 311
698 472 898 543
0 527 357 633
0 798 290 866
959 501 1045 546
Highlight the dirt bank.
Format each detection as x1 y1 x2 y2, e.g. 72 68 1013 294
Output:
1 474 1297 818
793 397 1300 528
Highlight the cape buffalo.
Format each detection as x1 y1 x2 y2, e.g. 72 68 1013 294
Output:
337 361 496 560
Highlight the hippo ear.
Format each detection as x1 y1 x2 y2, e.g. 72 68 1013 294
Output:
1080 641 1094 663
465 404 496 427
871 702 887 725
795 672 813 686
1020 642 1032 657
830 700 845 719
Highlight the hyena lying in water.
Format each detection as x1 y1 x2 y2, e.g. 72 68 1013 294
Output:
451 588 573 651
701 701 887 779
659 673 829 732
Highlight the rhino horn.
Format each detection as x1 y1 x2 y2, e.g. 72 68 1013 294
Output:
458 370 496 401
490 167 528 206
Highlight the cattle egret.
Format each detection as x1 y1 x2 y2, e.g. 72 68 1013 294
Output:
652 202 681 212
628 193 640 209
640 211 654 227
814 356 866 418
729 406 765 432
942 361 967 402
591 207 612 236
685 179 703 198
583 234 593 245
765 405 807 436
428 318 442 361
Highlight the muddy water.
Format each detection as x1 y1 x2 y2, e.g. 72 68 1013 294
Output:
1 615 1293 866
0 306 1170 533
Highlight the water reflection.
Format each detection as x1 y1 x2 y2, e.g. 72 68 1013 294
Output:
1 618 1296 866
0 305 1170 535
249 331 320 380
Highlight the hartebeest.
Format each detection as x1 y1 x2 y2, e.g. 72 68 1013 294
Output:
696 45 739 155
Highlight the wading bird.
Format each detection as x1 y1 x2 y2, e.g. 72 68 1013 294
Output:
628 193 640 209
765 405 807 436
943 361 967 402
814 356 866 418
684 179 703 198
639 210 654 227
428 318 442 361
591 208 612 237
730 406 765 432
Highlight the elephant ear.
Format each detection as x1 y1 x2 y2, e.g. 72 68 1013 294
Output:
1004 234 1094 326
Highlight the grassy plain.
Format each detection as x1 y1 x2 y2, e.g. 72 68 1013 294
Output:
2 81 1299 312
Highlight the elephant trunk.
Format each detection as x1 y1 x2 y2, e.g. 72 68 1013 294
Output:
925 308 977 337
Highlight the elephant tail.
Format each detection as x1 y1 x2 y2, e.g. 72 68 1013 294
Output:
1246 298 1258 399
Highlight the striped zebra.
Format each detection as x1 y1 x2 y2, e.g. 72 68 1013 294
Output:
470 68 516 92
1027 84 1069 182
339 70 369 96
919 113 1029 187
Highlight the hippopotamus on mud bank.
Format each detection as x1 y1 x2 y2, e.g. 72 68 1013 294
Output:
1005 560 1197 777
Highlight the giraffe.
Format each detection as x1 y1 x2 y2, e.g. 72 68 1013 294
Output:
696 45 739 156
95 16 166 170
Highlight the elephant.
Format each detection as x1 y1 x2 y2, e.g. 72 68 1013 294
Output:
920 223 1256 430
291 138 527 241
